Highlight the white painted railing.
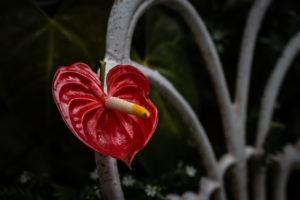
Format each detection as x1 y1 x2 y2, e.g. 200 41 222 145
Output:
95 0 300 199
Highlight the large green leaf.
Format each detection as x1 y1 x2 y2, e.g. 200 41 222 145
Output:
0 0 112 181
0 0 111 130
138 8 199 110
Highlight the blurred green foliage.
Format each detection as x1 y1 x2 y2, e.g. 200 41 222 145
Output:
0 0 300 199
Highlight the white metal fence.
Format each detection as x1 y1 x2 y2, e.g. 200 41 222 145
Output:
95 0 300 199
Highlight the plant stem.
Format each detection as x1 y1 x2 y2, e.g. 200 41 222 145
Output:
100 60 106 87
95 152 125 200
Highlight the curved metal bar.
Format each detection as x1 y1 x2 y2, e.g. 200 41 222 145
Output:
253 31 300 200
273 141 300 200
234 0 271 127
245 146 257 159
152 2 247 198
130 61 220 180
233 1 271 195
253 169 267 200
256 31 300 148
131 61 228 200
165 194 181 200
166 178 220 200
160 0 236 154
165 145 257 200
218 153 236 177
199 178 220 199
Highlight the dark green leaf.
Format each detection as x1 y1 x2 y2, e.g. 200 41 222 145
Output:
0 0 111 131
0 0 111 183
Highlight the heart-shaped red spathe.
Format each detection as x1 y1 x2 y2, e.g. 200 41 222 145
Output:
52 63 158 166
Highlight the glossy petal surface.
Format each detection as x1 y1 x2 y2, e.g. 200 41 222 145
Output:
52 63 158 165
106 65 158 164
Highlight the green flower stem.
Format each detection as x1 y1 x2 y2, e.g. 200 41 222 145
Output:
95 60 106 88
99 60 106 87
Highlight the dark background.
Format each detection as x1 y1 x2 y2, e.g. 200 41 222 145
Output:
0 0 300 199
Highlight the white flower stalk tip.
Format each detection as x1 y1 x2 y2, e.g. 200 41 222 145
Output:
105 96 150 118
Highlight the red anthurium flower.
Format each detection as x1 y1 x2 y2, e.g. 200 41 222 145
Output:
52 63 158 167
